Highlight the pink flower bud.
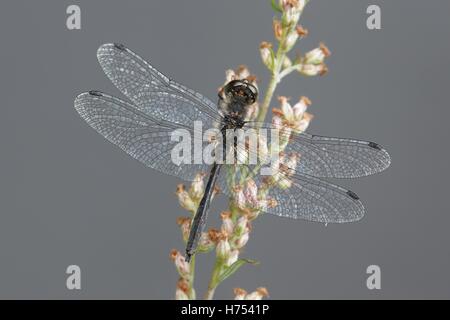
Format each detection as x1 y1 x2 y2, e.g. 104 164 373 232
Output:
225 69 236 84
225 249 239 267
279 96 294 122
299 63 328 76
272 19 283 41
189 172 206 200
292 96 310 119
233 185 247 210
272 115 283 129
260 42 274 70
245 287 269 300
294 112 314 132
234 215 249 236
236 65 250 80
170 250 191 279
216 239 231 260
284 30 299 52
220 211 234 236
198 232 215 252
304 43 331 65
234 288 248 300
243 179 258 208
257 198 278 212
233 232 249 249
176 184 197 212
175 279 190 300
176 217 191 242
175 287 189 300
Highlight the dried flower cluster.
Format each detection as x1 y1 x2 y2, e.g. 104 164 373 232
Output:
172 0 330 299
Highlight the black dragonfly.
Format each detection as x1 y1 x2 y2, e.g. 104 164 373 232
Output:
74 44 391 262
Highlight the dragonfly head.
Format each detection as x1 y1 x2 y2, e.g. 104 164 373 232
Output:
221 80 258 106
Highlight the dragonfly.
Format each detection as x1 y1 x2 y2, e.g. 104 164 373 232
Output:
74 43 391 262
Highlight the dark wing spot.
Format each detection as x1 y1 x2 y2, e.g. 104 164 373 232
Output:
346 190 360 200
89 90 103 97
114 43 127 51
368 141 382 150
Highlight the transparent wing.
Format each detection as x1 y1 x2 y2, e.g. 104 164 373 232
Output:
97 43 222 128
223 148 365 223
244 122 391 178
74 91 212 181
256 172 364 223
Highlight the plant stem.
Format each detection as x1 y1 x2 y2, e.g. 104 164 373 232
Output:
204 287 216 300
189 254 196 299
256 29 287 125
256 73 279 124
204 260 222 300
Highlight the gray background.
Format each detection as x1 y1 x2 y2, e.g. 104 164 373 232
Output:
0 0 449 299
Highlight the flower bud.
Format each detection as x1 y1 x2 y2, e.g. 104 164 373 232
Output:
304 43 331 65
296 112 314 132
216 239 231 260
232 185 247 210
273 19 283 41
296 25 308 37
282 56 292 69
189 172 206 200
175 287 189 300
175 278 190 300
225 69 236 84
260 198 278 211
207 228 225 244
243 179 259 208
279 96 294 122
283 30 299 52
292 96 310 118
260 41 274 70
281 0 304 25
246 287 269 300
233 232 249 249
299 63 328 76
176 216 191 242
234 288 248 300
198 232 215 252
220 211 234 236
272 114 283 129
279 0 306 12
236 65 250 80
234 215 249 237
176 184 197 212
171 250 191 279
225 249 239 267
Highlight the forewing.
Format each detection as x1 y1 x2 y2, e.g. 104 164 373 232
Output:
74 91 211 181
97 43 222 128
244 122 391 178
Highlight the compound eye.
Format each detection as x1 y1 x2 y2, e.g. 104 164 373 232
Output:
247 93 256 104
246 84 258 103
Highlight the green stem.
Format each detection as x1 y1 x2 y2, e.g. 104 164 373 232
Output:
188 254 196 299
255 21 289 125
255 73 279 125
204 260 223 300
